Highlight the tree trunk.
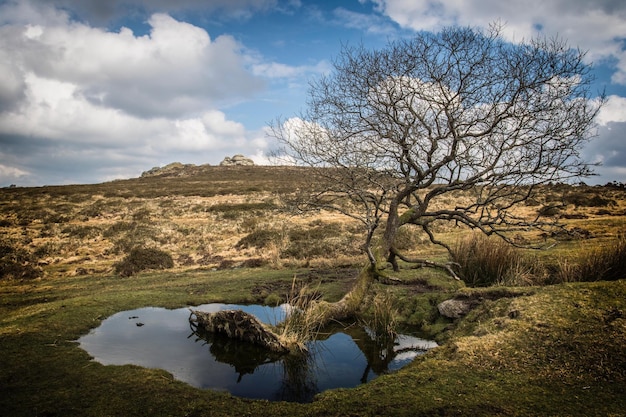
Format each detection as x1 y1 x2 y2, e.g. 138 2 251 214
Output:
189 267 376 353
189 309 289 353
383 200 400 271
308 266 374 326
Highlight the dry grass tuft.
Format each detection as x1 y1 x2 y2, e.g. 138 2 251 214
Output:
449 234 529 286
556 234 626 282
274 277 325 352
450 231 626 286
361 290 398 342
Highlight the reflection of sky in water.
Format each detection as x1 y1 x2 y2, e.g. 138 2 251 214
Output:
388 334 439 371
78 304 436 402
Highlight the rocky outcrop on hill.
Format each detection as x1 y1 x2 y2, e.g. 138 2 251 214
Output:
220 154 255 166
140 156 254 177
141 162 208 178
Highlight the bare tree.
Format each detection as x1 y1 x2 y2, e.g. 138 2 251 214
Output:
270 24 603 280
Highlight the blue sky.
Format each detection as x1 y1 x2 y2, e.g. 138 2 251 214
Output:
0 0 625 186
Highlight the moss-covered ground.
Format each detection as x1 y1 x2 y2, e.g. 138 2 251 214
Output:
1 267 625 416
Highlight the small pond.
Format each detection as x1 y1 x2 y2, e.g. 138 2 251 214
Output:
78 304 437 403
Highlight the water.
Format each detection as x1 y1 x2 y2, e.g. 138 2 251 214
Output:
78 304 437 402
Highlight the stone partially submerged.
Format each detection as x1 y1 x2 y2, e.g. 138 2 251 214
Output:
189 309 289 353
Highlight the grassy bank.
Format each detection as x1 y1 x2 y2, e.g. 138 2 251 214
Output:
1 267 625 416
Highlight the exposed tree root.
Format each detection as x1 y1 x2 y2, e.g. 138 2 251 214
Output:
392 251 461 280
188 267 378 353
189 309 289 353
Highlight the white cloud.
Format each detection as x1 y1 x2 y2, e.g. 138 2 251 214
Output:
0 0 70 26
0 163 29 183
371 0 626 83
0 5 275 185
333 7 397 35
3 0 279 24
368 0 626 184
597 95 626 126
2 12 264 118
0 73 159 144
583 121 626 184
0 59 26 112
1 0 623 185
0 69 259 182
164 111 248 152
251 60 331 79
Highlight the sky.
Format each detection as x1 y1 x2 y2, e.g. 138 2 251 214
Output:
0 0 625 187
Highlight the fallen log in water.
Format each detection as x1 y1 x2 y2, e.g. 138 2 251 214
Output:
189 309 289 353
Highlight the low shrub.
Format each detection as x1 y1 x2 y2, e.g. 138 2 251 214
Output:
217 259 237 269
235 229 282 250
564 192 616 207
0 240 43 280
106 222 161 254
33 242 60 258
103 221 135 238
131 208 152 222
281 239 331 260
281 223 354 260
206 202 278 215
242 258 266 268
393 224 423 251
61 225 101 239
524 197 541 206
449 233 528 287
114 247 174 277
177 254 195 266
538 205 562 217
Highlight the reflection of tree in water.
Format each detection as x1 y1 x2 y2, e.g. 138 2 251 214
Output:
349 326 398 383
277 352 318 402
320 324 426 384
190 322 428 402
190 327 284 382
190 326 318 401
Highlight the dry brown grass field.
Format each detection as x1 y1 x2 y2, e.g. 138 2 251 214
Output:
1 165 625 283
1 166 366 279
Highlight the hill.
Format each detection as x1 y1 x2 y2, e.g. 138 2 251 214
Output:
1 165 625 415
1 165 624 281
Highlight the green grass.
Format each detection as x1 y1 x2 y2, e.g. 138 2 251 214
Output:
2 267 625 416
0 268 335 416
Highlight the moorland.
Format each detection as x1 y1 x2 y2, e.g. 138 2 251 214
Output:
1 165 625 416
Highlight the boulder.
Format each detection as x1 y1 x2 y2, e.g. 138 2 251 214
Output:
141 162 194 177
220 154 255 166
437 298 474 319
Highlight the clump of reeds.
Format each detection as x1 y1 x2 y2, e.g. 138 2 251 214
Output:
363 290 398 343
450 232 626 286
449 233 529 287
556 234 626 282
274 277 324 352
